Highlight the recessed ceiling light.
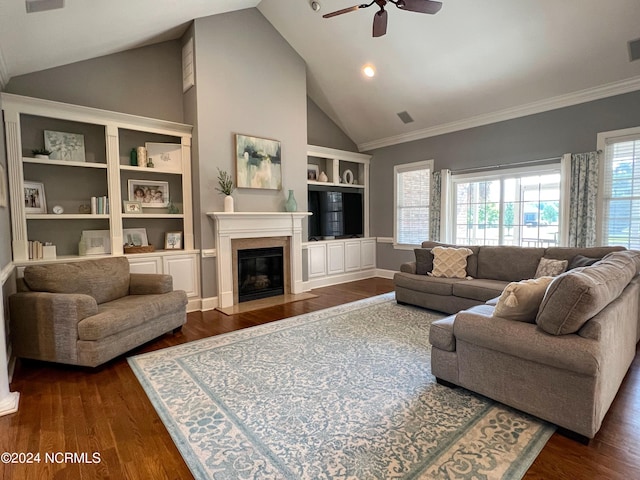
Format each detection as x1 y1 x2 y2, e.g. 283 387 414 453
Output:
25 0 64 13
362 65 376 78
310 1 321 12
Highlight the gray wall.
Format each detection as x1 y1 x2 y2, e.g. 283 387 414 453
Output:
369 89 640 270
5 41 184 122
307 97 357 151
190 9 307 298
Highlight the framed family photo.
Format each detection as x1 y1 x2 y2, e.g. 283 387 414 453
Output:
123 200 143 213
165 231 183 249
128 179 169 208
123 228 149 247
235 133 282 190
24 181 47 214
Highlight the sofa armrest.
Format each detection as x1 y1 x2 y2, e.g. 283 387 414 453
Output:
9 292 98 364
129 273 173 295
400 261 417 274
454 309 601 376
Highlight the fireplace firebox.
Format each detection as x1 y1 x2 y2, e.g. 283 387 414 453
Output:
237 247 284 302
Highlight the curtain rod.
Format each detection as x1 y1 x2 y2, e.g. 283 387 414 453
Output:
451 156 563 175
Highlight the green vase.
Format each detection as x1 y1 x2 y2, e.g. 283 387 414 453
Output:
285 189 297 212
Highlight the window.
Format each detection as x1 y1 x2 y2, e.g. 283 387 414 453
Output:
598 128 640 249
394 160 433 246
451 165 561 247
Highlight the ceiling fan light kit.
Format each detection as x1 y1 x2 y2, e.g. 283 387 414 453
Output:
323 0 442 37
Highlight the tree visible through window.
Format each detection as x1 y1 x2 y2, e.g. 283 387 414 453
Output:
453 168 561 247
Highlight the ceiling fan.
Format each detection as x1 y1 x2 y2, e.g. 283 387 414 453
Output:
323 0 442 37
322 0 442 37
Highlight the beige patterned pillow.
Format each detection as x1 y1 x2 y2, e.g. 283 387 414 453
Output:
534 257 568 278
428 246 473 279
493 276 554 323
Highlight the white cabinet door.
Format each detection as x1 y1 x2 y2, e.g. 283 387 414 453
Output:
128 256 162 274
327 242 345 275
344 241 361 272
163 254 199 297
307 244 327 278
361 239 376 269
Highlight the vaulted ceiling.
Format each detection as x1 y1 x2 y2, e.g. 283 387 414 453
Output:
1 0 640 151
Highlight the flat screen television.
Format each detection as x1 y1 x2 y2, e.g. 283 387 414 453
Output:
308 185 363 240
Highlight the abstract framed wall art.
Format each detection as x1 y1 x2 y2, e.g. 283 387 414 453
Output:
234 133 282 190
44 130 86 162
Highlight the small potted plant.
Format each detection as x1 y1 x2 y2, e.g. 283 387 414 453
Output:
215 168 235 212
32 148 52 160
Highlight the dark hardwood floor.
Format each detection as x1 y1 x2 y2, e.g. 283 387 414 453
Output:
1 277 639 479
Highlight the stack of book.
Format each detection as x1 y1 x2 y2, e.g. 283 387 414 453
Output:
90 196 110 214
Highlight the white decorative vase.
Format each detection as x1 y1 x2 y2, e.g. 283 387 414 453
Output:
35 154 49 160
318 171 328 182
224 195 234 212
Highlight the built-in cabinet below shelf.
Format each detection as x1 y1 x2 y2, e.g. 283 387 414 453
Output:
304 237 376 289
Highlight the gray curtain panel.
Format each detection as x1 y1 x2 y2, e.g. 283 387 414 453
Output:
430 170 442 242
568 152 599 247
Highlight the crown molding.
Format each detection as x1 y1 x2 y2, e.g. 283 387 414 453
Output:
357 76 640 152
0 46 10 90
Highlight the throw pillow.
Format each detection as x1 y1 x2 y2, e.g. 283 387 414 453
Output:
568 254 601 270
414 248 433 275
493 276 554 323
534 257 568 278
428 246 473 279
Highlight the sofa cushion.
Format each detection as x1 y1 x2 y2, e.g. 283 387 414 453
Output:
534 257 568 278
429 246 473 279
536 250 640 335
78 290 187 341
493 276 553 323
568 254 601 270
23 257 130 305
421 242 480 277
543 246 625 264
452 278 509 302
414 248 433 275
393 272 461 296
476 246 545 282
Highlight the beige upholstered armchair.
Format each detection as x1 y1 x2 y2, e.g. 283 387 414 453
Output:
9 257 187 367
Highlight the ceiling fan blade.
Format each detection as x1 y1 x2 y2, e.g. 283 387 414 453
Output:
397 0 442 14
373 9 388 37
323 5 363 18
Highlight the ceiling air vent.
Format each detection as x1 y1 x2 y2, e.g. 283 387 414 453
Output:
25 0 64 13
397 111 414 124
629 38 640 62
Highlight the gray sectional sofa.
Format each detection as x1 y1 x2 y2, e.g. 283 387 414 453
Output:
394 242 640 441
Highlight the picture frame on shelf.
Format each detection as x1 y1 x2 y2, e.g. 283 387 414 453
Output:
79 230 111 256
145 142 182 172
23 181 47 214
165 231 183 250
128 179 169 208
0 164 7 208
123 228 149 247
307 164 319 181
123 200 143 213
44 130 86 162
235 133 282 190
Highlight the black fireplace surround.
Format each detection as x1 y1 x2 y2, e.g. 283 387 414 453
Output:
237 247 284 302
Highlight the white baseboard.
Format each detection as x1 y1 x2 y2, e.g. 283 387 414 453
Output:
200 296 219 312
186 297 202 313
304 269 378 290
375 268 397 279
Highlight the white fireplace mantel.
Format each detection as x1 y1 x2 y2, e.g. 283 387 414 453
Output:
206 212 312 308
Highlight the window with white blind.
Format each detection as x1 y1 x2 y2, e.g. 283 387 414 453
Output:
450 165 562 247
394 160 433 246
598 127 640 249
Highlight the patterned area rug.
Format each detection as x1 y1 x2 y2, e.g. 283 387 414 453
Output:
128 293 555 479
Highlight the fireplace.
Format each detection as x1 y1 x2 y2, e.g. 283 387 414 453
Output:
237 247 284 302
